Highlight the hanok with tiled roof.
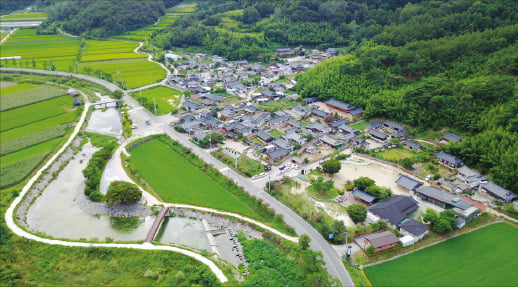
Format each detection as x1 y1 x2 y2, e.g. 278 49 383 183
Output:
384 120 407 132
325 98 355 112
439 132 463 144
352 188 378 205
402 139 421 151
395 175 423 191
415 186 473 211
480 181 517 204
434 151 463 168
368 195 419 228
368 129 388 141
256 130 274 143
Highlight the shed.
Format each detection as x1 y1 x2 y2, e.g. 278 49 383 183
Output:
399 235 415 247
73 98 83 106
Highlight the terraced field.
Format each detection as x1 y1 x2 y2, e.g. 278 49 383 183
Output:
129 86 181 115
0 82 78 189
0 29 165 89
0 29 80 71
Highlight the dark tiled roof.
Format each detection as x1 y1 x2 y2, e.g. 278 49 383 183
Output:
329 119 348 128
434 151 463 166
368 195 419 226
395 175 422 191
402 140 421 150
369 129 388 140
349 107 364 116
325 98 354 111
268 148 289 159
481 181 518 202
352 188 378 203
257 130 273 142
384 120 407 131
416 186 472 210
441 132 463 143
399 219 429 237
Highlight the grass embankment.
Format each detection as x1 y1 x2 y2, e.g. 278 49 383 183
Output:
365 222 518 287
130 86 181 115
126 135 295 235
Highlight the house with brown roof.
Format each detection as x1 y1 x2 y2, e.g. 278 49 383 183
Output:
364 230 399 253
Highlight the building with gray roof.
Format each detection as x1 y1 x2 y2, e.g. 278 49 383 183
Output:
480 181 517 204
395 175 423 191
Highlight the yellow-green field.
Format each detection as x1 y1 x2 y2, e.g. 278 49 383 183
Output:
0 13 47 20
0 29 166 89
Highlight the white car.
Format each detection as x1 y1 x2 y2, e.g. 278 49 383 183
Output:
259 172 267 178
252 175 259 180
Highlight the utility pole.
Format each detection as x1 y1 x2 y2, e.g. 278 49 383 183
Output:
154 97 157 115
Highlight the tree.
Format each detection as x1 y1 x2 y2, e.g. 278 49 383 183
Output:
347 204 367 223
401 158 414 170
432 218 453 233
299 234 311 250
310 176 334 195
422 209 439 224
353 177 375 190
322 159 341 176
105 181 142 205
112 90 123 99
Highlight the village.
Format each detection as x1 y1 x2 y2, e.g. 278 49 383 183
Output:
149 46 518 257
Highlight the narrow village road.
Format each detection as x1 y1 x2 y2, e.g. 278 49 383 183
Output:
2 67 354 286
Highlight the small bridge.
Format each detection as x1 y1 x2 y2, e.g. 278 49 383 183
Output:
145 206 170 242
92 99 121 108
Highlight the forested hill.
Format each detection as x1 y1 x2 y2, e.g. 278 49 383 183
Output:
294 3 518 192
151 0 517 61
44 0 181 38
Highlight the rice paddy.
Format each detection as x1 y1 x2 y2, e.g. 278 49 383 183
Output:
0 82 78 188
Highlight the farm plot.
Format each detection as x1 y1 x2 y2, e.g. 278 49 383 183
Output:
0 126 67 156
0 83 78 189
0 29 80 71
0 95 72 132
79 58 165 89
130 86 180 115
365 223 518 287
128 139 261 219
0 83 40 95
81 40 145 61
0 85 67 111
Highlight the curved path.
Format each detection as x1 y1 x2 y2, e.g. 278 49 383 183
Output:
0 68 120 92
4 68 354 286
2 74 228 283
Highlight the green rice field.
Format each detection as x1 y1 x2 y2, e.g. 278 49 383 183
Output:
1 85 67 111
0 28 165 89
365 223 518 287
129 139 261 219
0 82 78 188
130 86 180 115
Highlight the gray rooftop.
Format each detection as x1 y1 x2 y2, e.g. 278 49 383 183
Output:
416 186 472 210
395 175 422 191
365 231 399 249
352 188 378 203
481 181 517 202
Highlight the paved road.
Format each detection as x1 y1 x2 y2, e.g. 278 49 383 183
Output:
3 67 354 286
0 68 120 92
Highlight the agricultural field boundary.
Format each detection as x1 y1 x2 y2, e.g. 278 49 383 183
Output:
360 219 504 269
117 138 299 242
2 81 228 283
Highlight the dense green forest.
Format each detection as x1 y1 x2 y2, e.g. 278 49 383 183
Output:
151 0 517 61
293 4 517 193
43 0 181 38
